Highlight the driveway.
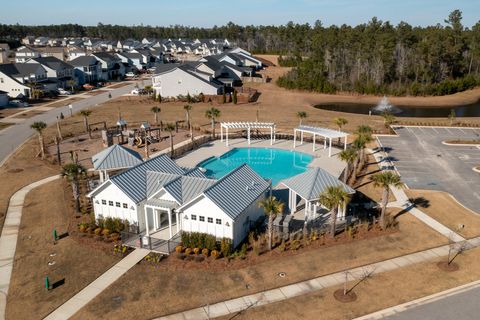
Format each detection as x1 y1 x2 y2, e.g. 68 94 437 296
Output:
377 126 480 213
0 81 148 166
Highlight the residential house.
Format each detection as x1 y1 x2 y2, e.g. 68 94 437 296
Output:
69 56 102 84
92 52 126 80
151 64 223 98
115 52 144 71
0 63 50 98
25 57 76 89
67 47 87 61
88 155 269 247
34 37 49 46
36 46 66 61
131 49 156 68
0 44 10 63
21 36 35 46
0 90 9 107
15 46 41 63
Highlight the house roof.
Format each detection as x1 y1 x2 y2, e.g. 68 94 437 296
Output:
164 176 216 205
28 57 73 71
0 63 45 78
69 56 99 67
0 90 8 94
93 52 120 63
110 154 185 203
91 144 143 171
203 164 270 220
281 167 355 201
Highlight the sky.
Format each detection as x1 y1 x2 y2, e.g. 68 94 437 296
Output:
1 0 479 28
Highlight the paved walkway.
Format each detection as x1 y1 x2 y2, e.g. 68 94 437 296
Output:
0 175 60 320
43 248 150 320
155 237 480 320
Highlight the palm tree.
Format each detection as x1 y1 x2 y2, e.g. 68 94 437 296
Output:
31 121 47 159
79 110 92 138
184 104 192 129
258 196 284 251
338 148 357 184
319 186 351 238
164 123 176 157
205 107 221 138
297 111 307 126
333 117 348 131
66 79 76 93
371 172 403 229
381 112 396 129
356 125 373 136
61 163 87 213
151 106 161 125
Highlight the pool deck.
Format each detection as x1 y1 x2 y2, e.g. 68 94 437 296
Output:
175 138 346 178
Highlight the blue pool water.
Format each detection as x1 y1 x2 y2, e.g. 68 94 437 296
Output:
197 148 313 186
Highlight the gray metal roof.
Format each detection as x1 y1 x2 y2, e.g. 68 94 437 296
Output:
164 176 216 204
92 144 143 171
281 167 355 201
203 164 270 220
183 167 208 178
110 154 185 203
145 171 180 198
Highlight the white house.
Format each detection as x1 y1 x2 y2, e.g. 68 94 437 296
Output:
0 63 49 98
69 56 102 84
25 57 76 89
87 155 270 248
15 46 41 63
151 64 223 98
0 44 10 63
92 52 126 80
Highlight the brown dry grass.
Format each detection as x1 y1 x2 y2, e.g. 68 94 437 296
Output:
214 246 480 320
71 210 446 320
0 122 14 131
5 179 119 320
405 189 480 238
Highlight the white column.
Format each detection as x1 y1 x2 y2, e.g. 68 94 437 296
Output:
226 127 229 146
324 137 327 149
99 171 104 183
342 201 347 219
105 171 109 180
305 200 309 222
176 210 179 233
153 208 158 230
221 125 223 142
247 127 251 145
313 203 317 218
293 129 297 148
312 134 316 152
270 127 273 145
329 138 332 157
344 136 347 150
300 131 304 145
168 209 172 239
273 127 276 142
144 207 150 236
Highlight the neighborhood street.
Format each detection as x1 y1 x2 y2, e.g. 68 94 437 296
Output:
0 81 145 166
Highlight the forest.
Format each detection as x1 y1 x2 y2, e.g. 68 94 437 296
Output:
1 10 479 96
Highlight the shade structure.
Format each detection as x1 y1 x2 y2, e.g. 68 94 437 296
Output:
220 122 276 146
293 125 349 157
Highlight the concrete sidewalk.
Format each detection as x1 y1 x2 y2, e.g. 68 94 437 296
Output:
0 175 60 320
155 237 480 320
43 248 150 320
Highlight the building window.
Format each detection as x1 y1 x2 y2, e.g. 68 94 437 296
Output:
191 214 197 220
115 202 121 207
101 200 106 205
216 219 222 225
123 203 128 209
207 217 213 223
108 201 113 206
199 216 205 222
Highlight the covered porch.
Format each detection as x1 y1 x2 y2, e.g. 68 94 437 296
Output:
144 198 180 240
220 122 276 147
293 125 349 157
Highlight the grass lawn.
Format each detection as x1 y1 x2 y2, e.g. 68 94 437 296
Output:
405 189 480 238
70 210 446 320
214 245 480 320
5 179 120 320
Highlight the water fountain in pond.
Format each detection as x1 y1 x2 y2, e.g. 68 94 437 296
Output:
372 96 402 114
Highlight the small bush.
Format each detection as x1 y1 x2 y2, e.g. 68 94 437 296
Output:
220 238 232 258
175 245 184 253
278 240 286 252
193 247 201 255
102 228 110 236
202 248 210 257
211 250 220 259
239 243 248 259
94 227 102 235
290 240 301 251
185 248 193 255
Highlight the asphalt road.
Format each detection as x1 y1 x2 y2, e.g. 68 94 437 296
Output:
378 126 480 213
385 285 480 320
0 81 145 166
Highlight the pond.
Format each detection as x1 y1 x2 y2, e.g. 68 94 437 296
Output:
314 101 480 117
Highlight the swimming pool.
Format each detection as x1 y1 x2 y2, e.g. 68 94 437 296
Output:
197 148 313 186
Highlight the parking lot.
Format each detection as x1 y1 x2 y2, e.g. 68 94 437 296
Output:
378 126 480 213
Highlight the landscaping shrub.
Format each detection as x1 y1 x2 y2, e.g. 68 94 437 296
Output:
102 228 110 236
211 250 220 259
239 243 248 259
220 238 232 258
78 222 87 233
278 240 286 252
193 248 201 255
290 240 301 251
202 248 210 257
175 245 184 253
185 248 193 255
94 227 102 235
181 232 217 251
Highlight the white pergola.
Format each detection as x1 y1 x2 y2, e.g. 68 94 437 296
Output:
220 122 276 146
293 125 349 157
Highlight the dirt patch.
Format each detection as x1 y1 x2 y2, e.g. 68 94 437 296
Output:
213 246 480 320
333 289 357 303
404 189 480 238
437 261 459 272
45 97 84 109
12 110 45 119
0 107 28 118
444 139 480 145
5 179 120 320
71 211 446 320
84 90 109 96
108 82 130 89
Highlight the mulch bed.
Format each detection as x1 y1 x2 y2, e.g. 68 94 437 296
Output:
333 289 358 303
436 261 459 272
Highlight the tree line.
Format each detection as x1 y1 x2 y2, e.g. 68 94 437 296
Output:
1 10 479 96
